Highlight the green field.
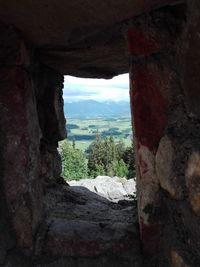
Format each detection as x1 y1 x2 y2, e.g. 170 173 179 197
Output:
66 117 132 151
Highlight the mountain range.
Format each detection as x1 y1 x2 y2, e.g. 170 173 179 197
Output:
64 100 131 118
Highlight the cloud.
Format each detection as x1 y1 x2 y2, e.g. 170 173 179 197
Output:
63 73 129 102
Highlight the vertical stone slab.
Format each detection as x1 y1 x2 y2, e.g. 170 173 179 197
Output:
34 65 66 186
126 6 186 262
180 0 200 117
0 24 43 256
35 66 66 144
129 59 168 256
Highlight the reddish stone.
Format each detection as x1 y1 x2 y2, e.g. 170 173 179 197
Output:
0 67 42 254
138 152 149 176
0 24 30 66
14 41 30 66
129 62 167 256
127 26 160 56
44 235 135 257
130 63 167 151
140 216 161 257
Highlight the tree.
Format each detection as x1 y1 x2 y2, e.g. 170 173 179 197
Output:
102 136 115 174
122 141 136 178
112 159 129 177
89 164 105 178
115 139 126 160
60 140 88 181
87 133 105 176
87 134 135 178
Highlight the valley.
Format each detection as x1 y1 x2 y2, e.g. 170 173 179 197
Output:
66 117 132 151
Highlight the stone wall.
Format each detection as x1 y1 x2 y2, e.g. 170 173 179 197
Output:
1 2 200 267
0 23 66 264
128 3 200 266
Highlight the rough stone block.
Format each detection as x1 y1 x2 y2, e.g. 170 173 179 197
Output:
0 23 30 66
35 66 66 143
0 67 42 254
130 62 167 151
127 26 160 56
156 136 183 200
171 251 190 267
39 143 62 185
185 152 200 216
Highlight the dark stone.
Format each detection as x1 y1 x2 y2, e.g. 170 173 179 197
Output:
34 65 66 143
1 2 200 267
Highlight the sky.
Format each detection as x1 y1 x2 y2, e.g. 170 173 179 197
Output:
63 73 129 102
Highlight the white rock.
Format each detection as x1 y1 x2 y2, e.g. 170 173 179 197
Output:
68 176 136 202
123 178 136 195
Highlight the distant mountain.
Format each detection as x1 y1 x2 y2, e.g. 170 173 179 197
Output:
64 100 131 118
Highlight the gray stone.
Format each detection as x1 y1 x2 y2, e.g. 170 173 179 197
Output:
123 178 136 196
185 151 200 216
36 184 141 266
155 136 183 200
69 176 136 202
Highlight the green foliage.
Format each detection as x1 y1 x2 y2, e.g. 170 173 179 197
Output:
89 164 105 178
60 131 135 180
87 135 135 178
65 117 132 151
112 159 129 178
87 133 105 171
122 141 136 178
115 139 126 160
60 140 88 181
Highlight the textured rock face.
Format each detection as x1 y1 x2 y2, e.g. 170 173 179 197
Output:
185 152 200 216
0 23 141 267
156 136 183 200
0 26 42 255
128 3 200 266
40 185 141 265
128 6 181 260
0 0 180 78
0 24 66 264
69 176 136 202
1 2 200 267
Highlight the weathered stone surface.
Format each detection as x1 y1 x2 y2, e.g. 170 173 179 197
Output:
156 136 183 200
35 66 66 143
36 254 141 267
127 25 161 57
130 62 168 151
123 178 136 196
185 152 200 216
39 143 62 186
136 144 160 220
0 23 30 66
171 251 190 267
180 0 200 117
0 66 43 254
128 5 187 263
0 0 180 77
0 24 67 261
37 185 141 266
33 64 66 186
69 176 136 202
1 3 200 267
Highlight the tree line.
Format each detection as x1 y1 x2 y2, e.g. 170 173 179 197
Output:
60 134 135 181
